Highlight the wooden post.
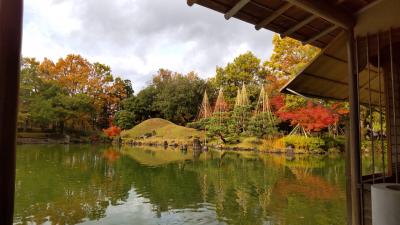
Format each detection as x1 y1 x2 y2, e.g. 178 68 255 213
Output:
345 119 353 225
347 29 362 225
0 0 23 225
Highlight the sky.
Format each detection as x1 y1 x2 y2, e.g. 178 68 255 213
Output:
22 0 275 92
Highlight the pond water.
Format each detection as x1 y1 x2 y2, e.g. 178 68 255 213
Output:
14 145 347 225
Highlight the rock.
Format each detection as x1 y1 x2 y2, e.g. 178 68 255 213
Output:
193 138 202 150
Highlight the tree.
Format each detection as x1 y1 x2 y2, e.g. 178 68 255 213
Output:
248 112 279 138
261 35 348 134
120 86 159 123
205 112 239 144
277 101 342 133
114 110 135 130
103 126 121 137
212 51 266 102
18 55 130 132
18 58 42 130
152 70 207 125
265 35 319 77
39 55 130 129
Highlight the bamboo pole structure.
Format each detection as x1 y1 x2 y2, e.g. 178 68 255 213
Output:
198 90 212 120
214 87 229 128
256 86 275 120
198 90 212 146
214 88 228 114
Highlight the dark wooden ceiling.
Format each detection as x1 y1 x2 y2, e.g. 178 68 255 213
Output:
188 0 377 48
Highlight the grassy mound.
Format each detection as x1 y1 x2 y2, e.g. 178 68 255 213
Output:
121 118 204 142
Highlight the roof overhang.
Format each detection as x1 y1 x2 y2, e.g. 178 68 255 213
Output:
187 0 368 48
280 32 383 105
187 0 398 104
281 0 399 104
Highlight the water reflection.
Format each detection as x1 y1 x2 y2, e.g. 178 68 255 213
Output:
14 145 346 225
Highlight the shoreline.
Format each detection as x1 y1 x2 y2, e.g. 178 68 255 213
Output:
121 139 340 154
16 135 345 154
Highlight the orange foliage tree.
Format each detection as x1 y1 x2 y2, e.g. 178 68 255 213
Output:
37 54 131 129
103 126 121 138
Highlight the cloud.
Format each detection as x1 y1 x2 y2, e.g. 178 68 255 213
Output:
22 0 275 91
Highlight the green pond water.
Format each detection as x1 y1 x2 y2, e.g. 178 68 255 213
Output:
14 145 348 225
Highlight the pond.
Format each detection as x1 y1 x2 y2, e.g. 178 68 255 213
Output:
14 145 347 225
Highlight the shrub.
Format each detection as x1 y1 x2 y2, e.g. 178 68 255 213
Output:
281 135 325 153
103 126 121 138
321 135 345 152
186 118 208 130
245 137 262 145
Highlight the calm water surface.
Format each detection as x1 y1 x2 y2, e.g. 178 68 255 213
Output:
14 145 347 225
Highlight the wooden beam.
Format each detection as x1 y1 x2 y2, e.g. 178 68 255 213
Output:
356 0 384 15
255 2 292 30
285 0 355 29
281 15 316 38
224 0 251 20
0 0 23 224
187 0 199 6
250 1 337 40
302 25 338 45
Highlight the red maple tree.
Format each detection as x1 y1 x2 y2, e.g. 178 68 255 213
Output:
277 101 348 132
103 125 121 137
270 95 285 112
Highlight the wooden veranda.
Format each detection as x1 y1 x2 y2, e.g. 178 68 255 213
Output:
0 0 399 224
186 0 399 225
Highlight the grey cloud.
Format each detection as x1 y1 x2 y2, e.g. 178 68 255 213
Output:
27 0 275 91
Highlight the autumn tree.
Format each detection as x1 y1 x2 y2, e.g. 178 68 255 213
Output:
262 35 348 134
18 55 130 133
265 34 319 77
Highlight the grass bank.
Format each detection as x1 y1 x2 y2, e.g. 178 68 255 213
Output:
120 118 345 154
121 118 205 146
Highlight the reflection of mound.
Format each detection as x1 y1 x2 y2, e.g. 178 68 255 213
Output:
122 148 192 166
275 173 343 200
122 147 224 167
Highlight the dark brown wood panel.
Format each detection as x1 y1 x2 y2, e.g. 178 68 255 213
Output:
0 0 24 224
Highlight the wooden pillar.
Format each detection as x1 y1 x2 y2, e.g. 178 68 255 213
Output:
0 0 24 225
347 29 362 225
384 42 400 181
345 120 353 225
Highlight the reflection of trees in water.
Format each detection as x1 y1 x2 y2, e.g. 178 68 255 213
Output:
200 174 208 203
184 152 346 225
14 145 135 225
256 186 272 216
15 146 347 225
235 187 250 215
215 176 225 212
